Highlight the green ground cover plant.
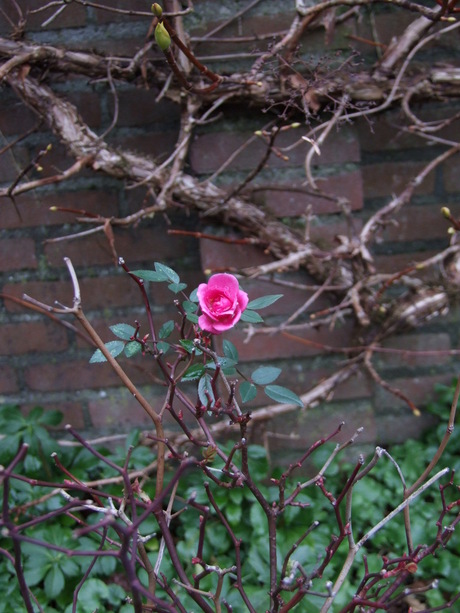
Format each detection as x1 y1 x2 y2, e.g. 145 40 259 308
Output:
0 258 459 612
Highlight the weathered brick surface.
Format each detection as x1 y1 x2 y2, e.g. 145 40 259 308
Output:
362 161 435 199
263 171 364 216
2 190 118 229
0 238 37 271
190 128 360 175
1 1 460 442
0 321 68 355
0 365 19 394
23 358 154 392
0 0 86 32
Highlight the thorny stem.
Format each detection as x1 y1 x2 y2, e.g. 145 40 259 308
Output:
403 374 460 552
319 467 451 612
1 445 36 613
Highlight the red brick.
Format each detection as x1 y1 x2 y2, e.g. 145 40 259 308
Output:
376 409 438 444
362 162 435 198
0 238 37 271
67 91 102 128
116 131 180 162
0 321 68 356
24 357 156 392
380 205 449 243
0 146 23 182
44 223 193 268
113 90 180 127
21 402 85 429
0 0 86 33
443 158 460 194
357 111 448 153
376 374 453 413
309 217 363 249
200 236 273 272
373 250 440 275
94 1 151 23
189 128 360 175
264 404 377 454
88 392 165 429
2 270 203 315
378 333 451 367
0 99 38 137
263 171 363 216
0 364 19 394
2 280 78 313
214 321 355 362
1 190 118 230
37 141 83 180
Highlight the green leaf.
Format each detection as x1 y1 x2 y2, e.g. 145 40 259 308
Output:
24 560 48 586
168 282 187 294
154 262 180 284
156 341 170 354
247 294 283 310
223 339 239 362
109 323 136 340
198 373 215 407
124 341 142 358
205 356 237 370
89 340 125 363
131 269 166 282
186 313 199 324
251 366 282 385
38 409 63 427
189 287 199 302
183 300 198 313
28 406 44 421
240 310 264 323
180 339 201 355
240 381 257 403
182 363 206 381
264 385 303 408
159 320 175 339
44 565 65 599
78 578 109 608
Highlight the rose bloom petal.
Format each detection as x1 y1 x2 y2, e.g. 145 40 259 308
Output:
197 273 248 334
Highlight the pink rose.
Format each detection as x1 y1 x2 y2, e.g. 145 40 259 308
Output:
197 274 249 334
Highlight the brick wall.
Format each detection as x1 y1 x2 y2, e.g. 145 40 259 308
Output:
1 1 460 453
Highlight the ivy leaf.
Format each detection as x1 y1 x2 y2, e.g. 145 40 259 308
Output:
89 341 125 363
240 310 264 323
223 339 239 362
240 381 257 403
247 294 283 310
159 320 174 339
264 385 303 408
251 366 282 385
124 341 142 358
110 323 136 340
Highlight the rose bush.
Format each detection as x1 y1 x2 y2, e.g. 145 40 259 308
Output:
197 273 249 334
